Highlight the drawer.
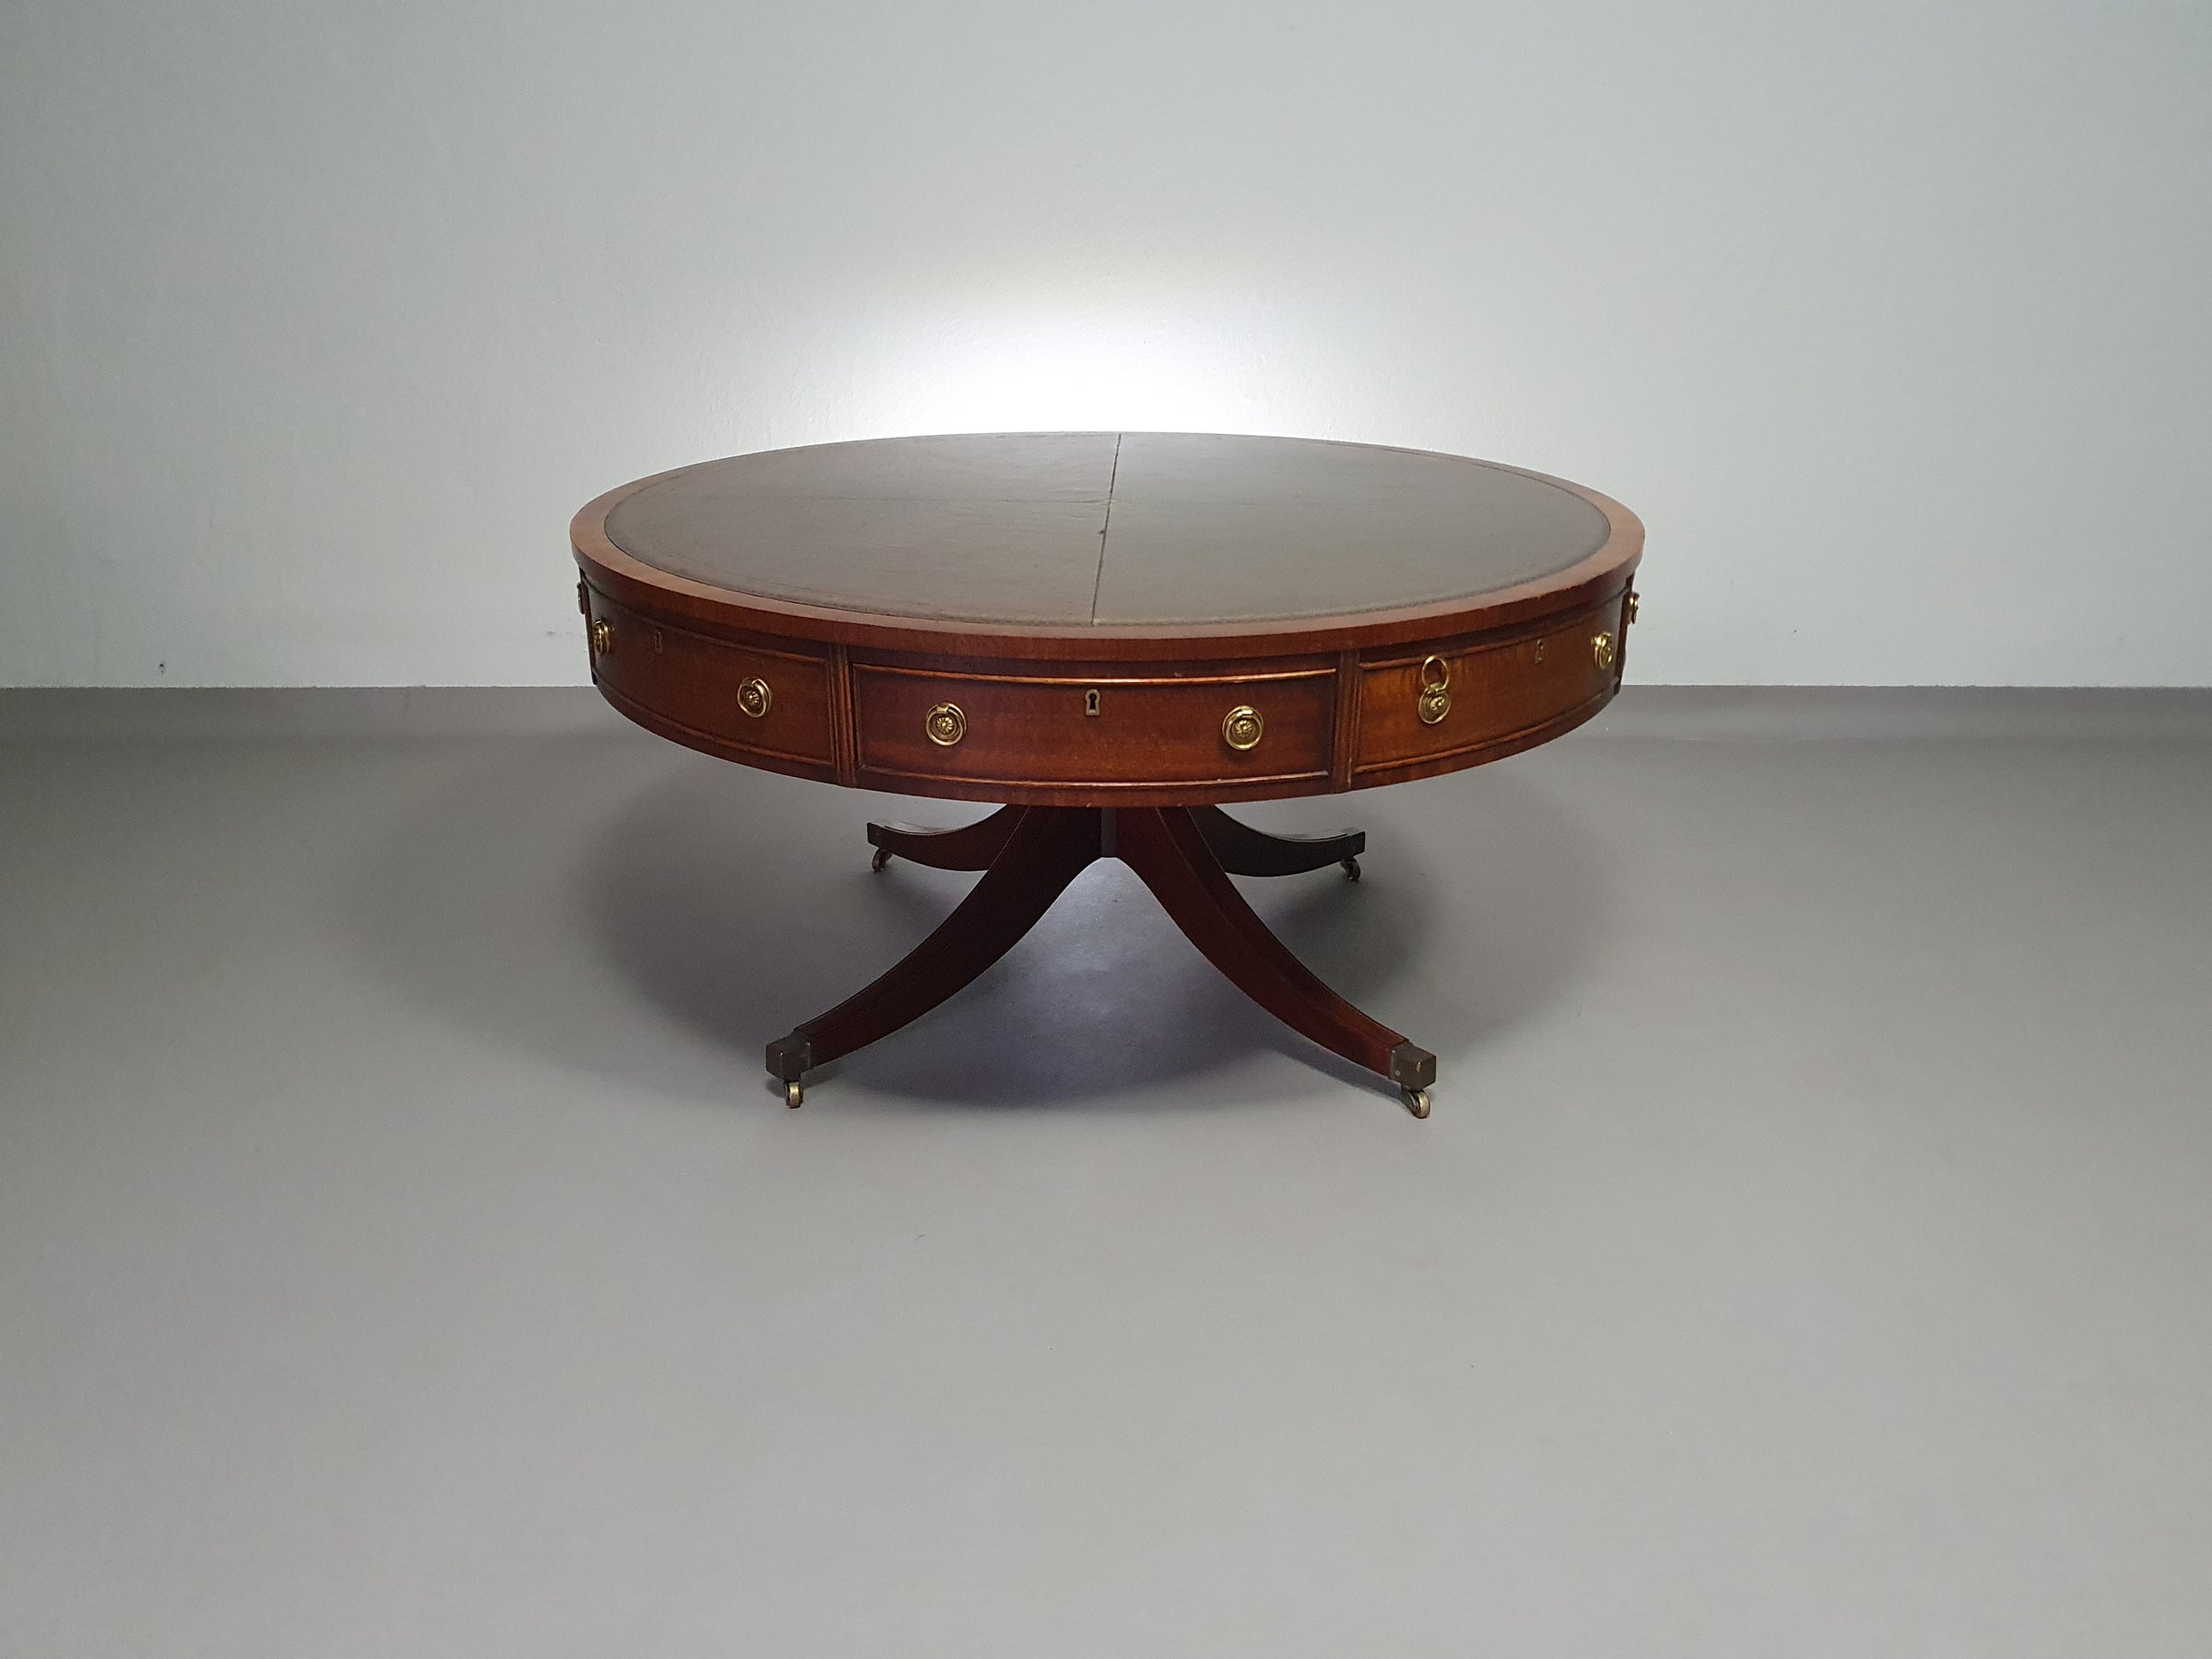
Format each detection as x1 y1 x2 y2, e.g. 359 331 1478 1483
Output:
1355 594 1628 777
584 590 833 767
853 665 1335 792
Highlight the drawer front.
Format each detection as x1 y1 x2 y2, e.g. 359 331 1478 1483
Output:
585 591 833 767
1356 594 1627 776
853 665 1335 792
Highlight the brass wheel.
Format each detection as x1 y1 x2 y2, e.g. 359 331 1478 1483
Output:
1341 856 1361 882
1402 1087 1430 1119
871 846 891 873
785 1078 804 1109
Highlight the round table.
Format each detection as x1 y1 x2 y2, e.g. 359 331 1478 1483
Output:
573 432 1642 1117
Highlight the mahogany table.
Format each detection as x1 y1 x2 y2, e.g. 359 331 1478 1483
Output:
573 433 1641 1117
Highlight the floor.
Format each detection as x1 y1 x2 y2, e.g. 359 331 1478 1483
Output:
3 688 2208 1657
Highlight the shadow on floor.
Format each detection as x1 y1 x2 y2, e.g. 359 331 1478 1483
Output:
344 742 1615 1109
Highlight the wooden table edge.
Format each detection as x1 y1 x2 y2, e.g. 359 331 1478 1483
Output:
571 449 1643 663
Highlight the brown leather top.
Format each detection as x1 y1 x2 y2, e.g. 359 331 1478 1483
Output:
602 432 1613 628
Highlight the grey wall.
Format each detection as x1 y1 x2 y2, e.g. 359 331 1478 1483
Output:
3 0 2206 688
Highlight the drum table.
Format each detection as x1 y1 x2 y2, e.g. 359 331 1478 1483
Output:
573 433 1641 1118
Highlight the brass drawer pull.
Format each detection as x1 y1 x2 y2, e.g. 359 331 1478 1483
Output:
737 677 773 719
1593 630 1617 670
589 617 614 657
1417 653 1452 725
925 702 967 747
1222 704 1265 751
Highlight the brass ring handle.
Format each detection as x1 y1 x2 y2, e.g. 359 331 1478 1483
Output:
924 702 967 747
1417 653 1452 724
589 617 614 657
737 677 773 719
1222 705 1265 751
1593 630 1617 670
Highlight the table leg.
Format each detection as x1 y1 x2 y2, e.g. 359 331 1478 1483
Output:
768 806 1101 1105
865 805 1022 872
1189 804 1365 881
769 804 1434 1116
1115 806 1434 1116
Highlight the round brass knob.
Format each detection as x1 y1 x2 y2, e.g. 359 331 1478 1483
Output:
1625 590 1641 625
1593 630 1617 670
1417 653 1452 724
1222 705 1264 751
737 677 772 719
924 702 967 747
589 617 614 656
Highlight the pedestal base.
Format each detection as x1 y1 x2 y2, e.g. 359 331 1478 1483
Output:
771 806 1435 1116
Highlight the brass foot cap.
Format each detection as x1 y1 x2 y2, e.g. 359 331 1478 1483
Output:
766 1033 812 1082
1385 1041 1437 1090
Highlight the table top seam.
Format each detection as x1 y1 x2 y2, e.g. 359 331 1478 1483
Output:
1088 432 1123 627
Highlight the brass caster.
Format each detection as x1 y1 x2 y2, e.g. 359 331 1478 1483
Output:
1401 1087 1430 1119
1342 856 1361 882
870 846 891 873
786 1078 805 1109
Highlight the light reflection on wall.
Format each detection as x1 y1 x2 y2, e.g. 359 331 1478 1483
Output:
845 305 1327 436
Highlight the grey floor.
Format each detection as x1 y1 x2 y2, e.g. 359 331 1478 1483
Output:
3 687 2209 1657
